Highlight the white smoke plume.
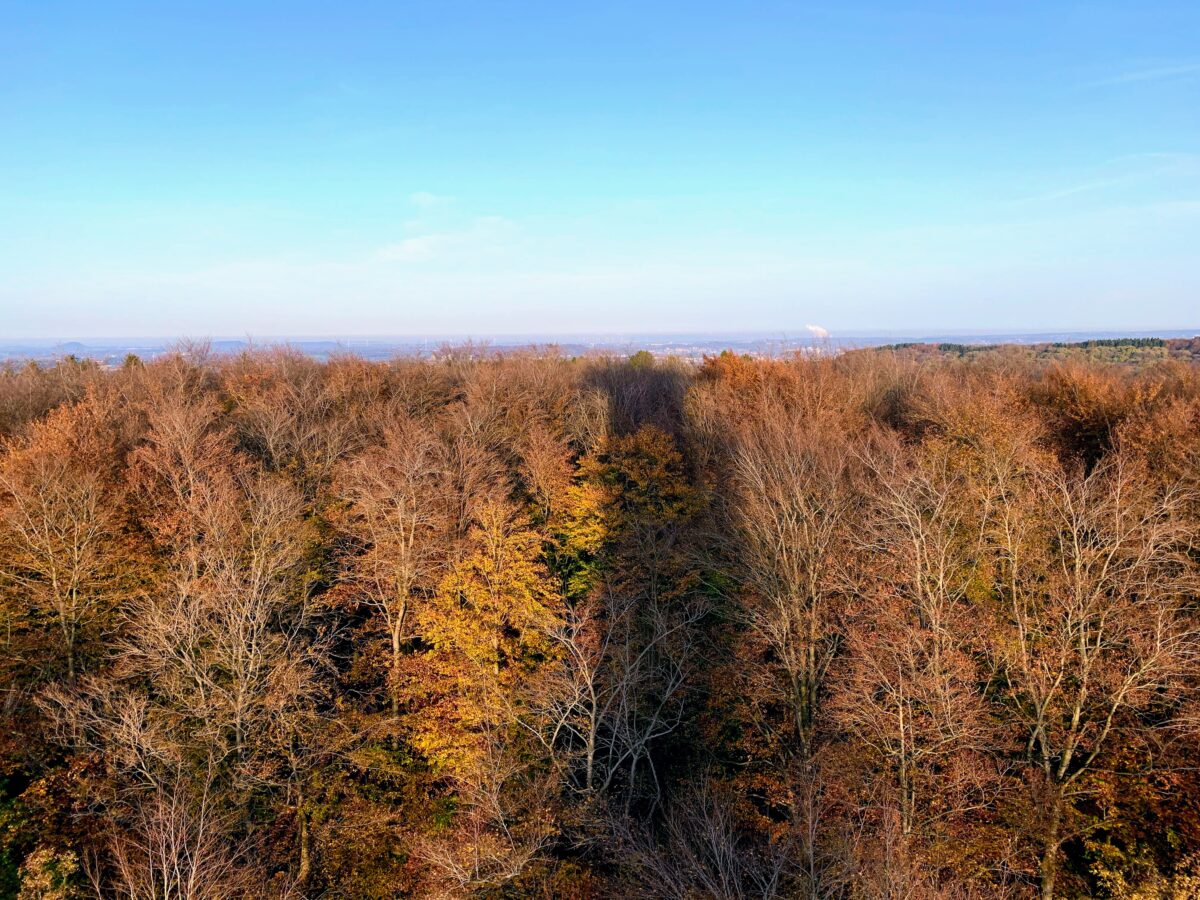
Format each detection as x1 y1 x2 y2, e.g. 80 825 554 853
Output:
805 324 830 339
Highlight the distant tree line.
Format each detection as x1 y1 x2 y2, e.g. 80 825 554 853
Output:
882 336 1200 366
2 345 1200 898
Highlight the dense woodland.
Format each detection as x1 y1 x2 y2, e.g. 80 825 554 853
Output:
884 337 1200 366
2 343 1200 899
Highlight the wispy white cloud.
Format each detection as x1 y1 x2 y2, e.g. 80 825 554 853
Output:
1009 174 1146 205
410 191 455 209
377 216 517 264
1008 153 1199 206
1087 62 1200 88
382 195 515 262
378 234 448 262
1103 152 1200 165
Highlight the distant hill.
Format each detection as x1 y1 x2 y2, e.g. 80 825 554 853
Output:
868 336 1200 366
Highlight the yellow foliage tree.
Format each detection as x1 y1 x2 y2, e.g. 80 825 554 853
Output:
416 499 562 774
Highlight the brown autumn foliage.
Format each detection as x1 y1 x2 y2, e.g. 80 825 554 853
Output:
1 344 1199 899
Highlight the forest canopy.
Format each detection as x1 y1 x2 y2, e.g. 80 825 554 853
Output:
2 344 1200 899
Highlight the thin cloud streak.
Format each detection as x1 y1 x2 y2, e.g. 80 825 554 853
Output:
1009 175 1145 205
410 191 455 209
1087 62 1200 87
377 216 518 264
1008 153 1199 206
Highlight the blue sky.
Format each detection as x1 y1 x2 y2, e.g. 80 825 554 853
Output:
2 1 1198 338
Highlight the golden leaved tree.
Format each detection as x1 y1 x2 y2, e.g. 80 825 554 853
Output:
414 497 565 894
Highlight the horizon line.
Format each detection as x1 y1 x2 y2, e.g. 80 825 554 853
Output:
5 326 1200 346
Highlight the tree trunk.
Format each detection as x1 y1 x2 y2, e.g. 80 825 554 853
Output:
297 803 312 886
391 625 402 716
1039 791 1063 900
585 726 596 792
62 610 76 679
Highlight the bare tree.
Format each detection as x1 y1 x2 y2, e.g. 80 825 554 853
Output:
418 726 558 898
43 373 325 891
982 452 1200 900
527 577 704 806
831 439 997 841
224 348 366 497
616 777 788 899
107 768 254 900
0 401 126 679
335 415 446 714
728 408 858 758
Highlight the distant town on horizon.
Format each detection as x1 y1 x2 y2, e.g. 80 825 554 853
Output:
4 327 1200 366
